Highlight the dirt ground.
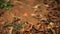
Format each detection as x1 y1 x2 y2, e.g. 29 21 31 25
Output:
0 0 60 34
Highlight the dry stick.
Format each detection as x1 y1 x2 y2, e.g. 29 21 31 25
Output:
9 27 13 34
51 29 56 34
8 12 14 34
9 16 20 34
13 1 33 8
48 14 57 18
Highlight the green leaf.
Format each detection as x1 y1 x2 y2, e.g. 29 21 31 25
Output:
4 24 12 27
0 0 9 3
0 3 4 8
19 23 25 28
13 27 19 32
4 5 12 10
0 0 13 10
0 0 5 3
5 0 10 3
12 22 19 26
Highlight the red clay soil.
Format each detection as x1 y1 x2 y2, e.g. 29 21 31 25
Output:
0 0 60 34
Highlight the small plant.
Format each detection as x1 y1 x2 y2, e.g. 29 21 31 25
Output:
4 22 25 32
0 0 13 10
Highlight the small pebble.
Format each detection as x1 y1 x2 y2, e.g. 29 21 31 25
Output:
49 22 54 25
33 4 40 9
45 5 49 7
31 14 36 16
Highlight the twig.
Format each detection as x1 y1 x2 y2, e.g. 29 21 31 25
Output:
9 27 13 34
51 29 56 34
12 1 33 8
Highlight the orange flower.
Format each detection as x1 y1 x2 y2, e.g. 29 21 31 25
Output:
23 12 28 17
